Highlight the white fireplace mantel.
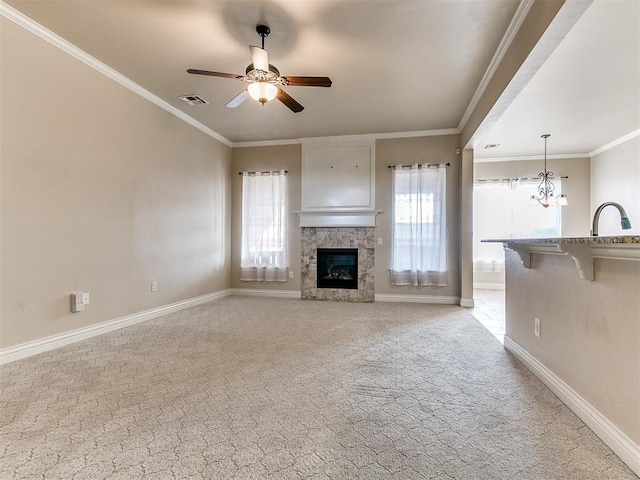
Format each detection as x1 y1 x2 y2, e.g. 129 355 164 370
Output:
295 209 381 228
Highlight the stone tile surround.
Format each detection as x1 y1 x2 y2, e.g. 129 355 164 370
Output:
301 227 375 302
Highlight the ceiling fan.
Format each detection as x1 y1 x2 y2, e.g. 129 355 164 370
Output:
187 25 332 113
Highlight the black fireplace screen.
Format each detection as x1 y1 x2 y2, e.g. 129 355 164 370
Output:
317 248 358 289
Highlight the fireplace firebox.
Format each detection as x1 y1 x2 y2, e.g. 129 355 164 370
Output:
317 248 358 289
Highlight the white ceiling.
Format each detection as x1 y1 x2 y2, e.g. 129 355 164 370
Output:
475 0 640 159
4 0 640 156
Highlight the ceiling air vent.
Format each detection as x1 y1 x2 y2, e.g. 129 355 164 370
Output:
178 94 209 106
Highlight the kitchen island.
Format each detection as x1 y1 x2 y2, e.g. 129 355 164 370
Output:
484 235 639 476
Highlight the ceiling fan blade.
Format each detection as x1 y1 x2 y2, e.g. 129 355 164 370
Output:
249 46 269 72
187 69 243 80
281 76 332 87
277 89 304 113
225 90 249 108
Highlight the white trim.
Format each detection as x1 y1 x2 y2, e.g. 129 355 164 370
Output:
373 129 460 140
375 294 461 305
233 138 302 148
459 298 475 308
590 129 640 157
504 336 640 477
457 0 535 132
230 288 301 299
476 130 640 163
0 290 231 365
0 2 233 148
299 129 459 145
473 283 505 291
295 210 381 228
475 153 589 163
234 129 460 148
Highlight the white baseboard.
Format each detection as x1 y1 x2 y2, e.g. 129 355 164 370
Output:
230 288 301 299
0 289 231 365
473 283 505 291
504 336 640 477
459 297 475 308
375 294 461 305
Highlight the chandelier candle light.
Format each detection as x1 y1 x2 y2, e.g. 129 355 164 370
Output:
529 134 568 208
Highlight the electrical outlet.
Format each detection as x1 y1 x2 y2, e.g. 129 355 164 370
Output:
377 237 383 245
534 317 541 338
151 281 158 292
71 293 84 313
288 271 293 279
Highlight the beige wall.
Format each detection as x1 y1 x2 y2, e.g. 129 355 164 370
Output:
475 156 591 237
505 250 640 445
591 136 640 236
1 18 232 349
232 136 464 299
230 145 301 291
375 135 462 297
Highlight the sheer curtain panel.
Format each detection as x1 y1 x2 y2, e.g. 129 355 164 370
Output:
390 164 447 286
240 170 288 282
473 178 562 265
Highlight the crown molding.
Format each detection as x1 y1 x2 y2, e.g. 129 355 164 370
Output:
233 138 302 148
476 129 640 163
233 128 460 148
374 128 460 140
2 2 464 151
589 129 640 157
457 0 535 132
475 153 590 163
0 1 233 148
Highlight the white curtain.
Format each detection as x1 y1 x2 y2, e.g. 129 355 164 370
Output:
240 170 288 282
390 164 447 286
473 178 562 265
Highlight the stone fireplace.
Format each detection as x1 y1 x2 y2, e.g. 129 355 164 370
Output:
297 139 378 302
301 227 375 302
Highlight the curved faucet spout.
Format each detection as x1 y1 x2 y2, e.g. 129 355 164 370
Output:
591 202 632 236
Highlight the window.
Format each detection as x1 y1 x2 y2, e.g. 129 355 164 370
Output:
390 164 447 286
473 179 562 266
240 170 288 282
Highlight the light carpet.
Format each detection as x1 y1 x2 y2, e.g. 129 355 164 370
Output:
0 297 636 479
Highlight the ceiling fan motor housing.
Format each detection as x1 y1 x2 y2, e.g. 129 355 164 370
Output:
245 64 280 80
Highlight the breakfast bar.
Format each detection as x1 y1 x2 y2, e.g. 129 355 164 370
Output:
483 235 640 474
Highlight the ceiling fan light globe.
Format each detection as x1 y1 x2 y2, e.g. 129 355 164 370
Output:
248 82 278 103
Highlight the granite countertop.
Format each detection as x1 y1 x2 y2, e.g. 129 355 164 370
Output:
482 235 640 244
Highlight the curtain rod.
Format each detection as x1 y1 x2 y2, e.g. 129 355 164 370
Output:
388 162 450 169
239 170 288 175
476 175 568 183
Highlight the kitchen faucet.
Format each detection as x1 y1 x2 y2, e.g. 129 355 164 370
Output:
591 202 632 236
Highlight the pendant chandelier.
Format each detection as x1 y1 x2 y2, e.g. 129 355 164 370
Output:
529 134 568 208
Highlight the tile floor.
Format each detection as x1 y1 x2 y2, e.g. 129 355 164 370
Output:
470 288 506 343
0 297 636 479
